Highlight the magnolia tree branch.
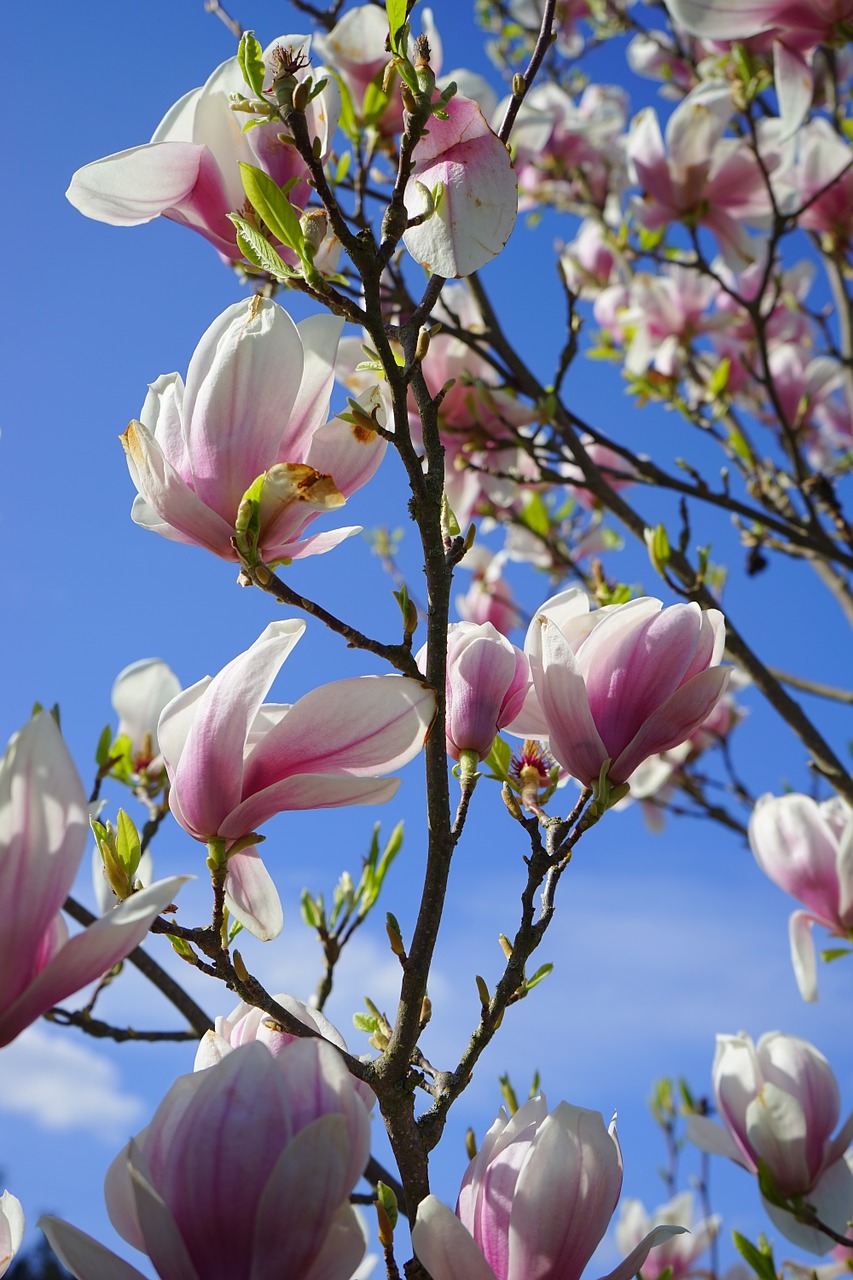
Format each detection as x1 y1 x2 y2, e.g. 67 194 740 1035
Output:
63 894 214 1037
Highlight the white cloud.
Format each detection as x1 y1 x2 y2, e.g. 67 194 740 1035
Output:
0 1026 144 1144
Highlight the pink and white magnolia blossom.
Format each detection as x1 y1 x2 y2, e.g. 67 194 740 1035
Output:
412 1096 683 1280
616 1192 720 1280
42 1038 373 1280
66 37 339 262
664 0 853 135
618 265 723 379
417 622 529 761
791 120 853 250
508 82 628 213
509 587 729 788
0 1192 24 1278
560 218 620 298
455 546 523 635
157 619 434 939
123 297 386 566
628 83 779 268
195 992 377 1112
749 794 853 1001
403 93 518 277
0 713 185 1048
689 1031 853 1253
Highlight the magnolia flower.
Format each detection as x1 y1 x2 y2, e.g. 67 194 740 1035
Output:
628 83 777 268
749 794 853 1001
403 94 518 278
455 547 523 635
689 1031 853 1253
417 622 529 761
0 1192 24 1278
664 0 853 135
194 992 375 1110
0 713 185 1048
111 657 181 770
42 1039 373 1280
123 298 386 566
157 620 435 940
412 1096 683 1280
66 36 339 261
509 588 729 789
616 1192 719 1280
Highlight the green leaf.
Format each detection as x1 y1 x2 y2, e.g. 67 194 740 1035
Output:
483 734 512 782
821 946 852 963
386 0 410 53
108 733 134 782
95 724 113 767
520 492 550 537
115 809 141 879
300 889 323 931
732 1232 777 1280
353 1012 379 1032
238 163 305 254
228 214 299 280
363 77 392 126
707 356 730 398
525 962 553 991
376 1182 399 1230
238 31 266 98
335 150 352 185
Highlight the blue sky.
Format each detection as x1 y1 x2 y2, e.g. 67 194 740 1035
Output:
3 0 853 1275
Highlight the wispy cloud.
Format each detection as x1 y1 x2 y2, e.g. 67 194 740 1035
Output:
0 1026 144 1144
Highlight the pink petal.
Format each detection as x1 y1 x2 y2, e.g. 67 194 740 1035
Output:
0 876 188 1049
612 666 731 783
598 1226 688 1280
220 775 401 841
280 314 345 461
39 1217 149 1280
66 141 212 225
241 676 435 792
167 622 305 840
122 421 234 557
224 847 284 941
0 713 88 1007
181 299 306 519
532 615 608 785
413 1197 499 1280
403 95 518 278
304 388 388 499
789 910 819 1002
128 1145 201 1280
774 39 814 137
251 1118 358 1277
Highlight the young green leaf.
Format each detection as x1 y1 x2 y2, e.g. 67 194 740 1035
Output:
238 31 266 98
238 163 305 254
228 214 299 280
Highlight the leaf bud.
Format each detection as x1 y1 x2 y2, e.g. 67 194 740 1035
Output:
400 82 418 114
512 73 526 96
499 933 513 959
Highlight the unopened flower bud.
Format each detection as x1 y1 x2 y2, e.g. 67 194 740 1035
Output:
300 209 328 253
